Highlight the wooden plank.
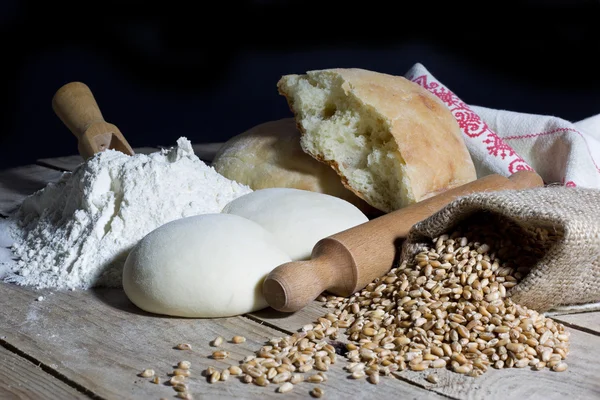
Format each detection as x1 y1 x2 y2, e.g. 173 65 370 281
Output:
552 312 600 336
0 345 88 399
0 283 439 400
250 302 600 400
37 147 160 172
0 165 64 217
192 143 224 163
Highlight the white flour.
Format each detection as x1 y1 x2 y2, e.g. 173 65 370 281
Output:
2 137 252 290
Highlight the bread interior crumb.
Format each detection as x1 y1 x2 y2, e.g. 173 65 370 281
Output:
282 71 414 212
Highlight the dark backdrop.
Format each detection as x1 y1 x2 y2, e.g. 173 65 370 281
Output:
2 1 600 170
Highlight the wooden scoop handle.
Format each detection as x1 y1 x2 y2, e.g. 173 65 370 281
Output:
52 82 134 159
263 170 544 313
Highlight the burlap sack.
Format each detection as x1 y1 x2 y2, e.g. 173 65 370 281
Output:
399 186 600 313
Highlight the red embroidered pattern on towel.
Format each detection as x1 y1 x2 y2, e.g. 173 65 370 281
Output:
408 74 532 175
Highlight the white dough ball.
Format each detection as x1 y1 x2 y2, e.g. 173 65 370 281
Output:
222 188 369 261
122 213 291 318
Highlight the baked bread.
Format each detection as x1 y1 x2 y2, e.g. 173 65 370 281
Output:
277 68 477 213
212 118 378 215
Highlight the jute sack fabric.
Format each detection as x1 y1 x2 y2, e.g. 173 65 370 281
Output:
400 186 600 313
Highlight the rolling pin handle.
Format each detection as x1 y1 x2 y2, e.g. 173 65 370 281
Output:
263 256 341 313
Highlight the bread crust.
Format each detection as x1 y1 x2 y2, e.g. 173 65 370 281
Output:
277 68 477 212
212 118 380 216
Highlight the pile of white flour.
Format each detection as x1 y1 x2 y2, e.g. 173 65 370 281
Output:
1 137 252 290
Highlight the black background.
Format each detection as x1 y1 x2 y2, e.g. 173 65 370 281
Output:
2 0 600 170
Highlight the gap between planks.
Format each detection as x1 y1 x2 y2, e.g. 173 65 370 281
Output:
0 339 101 400
242 313 297 336
550 315 600 337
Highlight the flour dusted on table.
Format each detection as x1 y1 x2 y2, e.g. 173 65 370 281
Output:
3 137 252 290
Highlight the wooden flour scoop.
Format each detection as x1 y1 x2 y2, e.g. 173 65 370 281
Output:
263 170 545 313
52 82 134 159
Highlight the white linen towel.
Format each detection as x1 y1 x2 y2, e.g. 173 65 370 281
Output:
405 63 600 189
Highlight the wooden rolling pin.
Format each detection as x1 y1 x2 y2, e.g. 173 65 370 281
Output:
263 170 544 313
52 82 134 159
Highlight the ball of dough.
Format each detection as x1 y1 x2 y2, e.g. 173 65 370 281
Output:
222 188 369 261
122 213 291 318
212 118 379 216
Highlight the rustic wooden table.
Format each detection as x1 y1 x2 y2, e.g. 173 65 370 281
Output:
1 144 599 400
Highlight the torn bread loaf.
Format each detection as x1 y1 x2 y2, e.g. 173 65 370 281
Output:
212 118 378 216
277 68 477 213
